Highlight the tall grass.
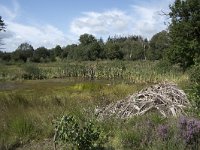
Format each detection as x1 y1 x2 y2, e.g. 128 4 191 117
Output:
0 60 187 84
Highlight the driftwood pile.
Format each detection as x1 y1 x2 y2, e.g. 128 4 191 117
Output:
95 82 191 119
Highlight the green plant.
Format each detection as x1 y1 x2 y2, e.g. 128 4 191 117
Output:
10 116 35 138
188 63 200 114
22 64 46 79
120 130 143 149
53 115 107 150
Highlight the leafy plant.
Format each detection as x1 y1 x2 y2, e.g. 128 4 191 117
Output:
22 64 46 79
188 63 200 113
168 0 200 70
53 115 107 150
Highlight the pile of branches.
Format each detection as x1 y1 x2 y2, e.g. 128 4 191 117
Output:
95 82 191 119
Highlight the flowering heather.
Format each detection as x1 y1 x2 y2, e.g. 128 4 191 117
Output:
179 116 200 145
157 125 169 140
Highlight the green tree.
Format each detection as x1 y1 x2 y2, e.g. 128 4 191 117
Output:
53 45 63 57
0 51 11 62
168 0 200 70
63 44 77 60
147 31 169 60
12 43 34 62
32 47 50 62
79 34 96 46
105 42 123 60
105 35 147 60
87 41 103 60
68 34 103 61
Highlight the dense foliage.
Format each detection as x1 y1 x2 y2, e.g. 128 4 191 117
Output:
168 0 200 70
147 30 169 60
189 62 200 112
0 33 169 62
53 115 106 149
12 43 34 62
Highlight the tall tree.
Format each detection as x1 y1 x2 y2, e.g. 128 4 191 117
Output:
105 42 123 60
63 44 77 60
70 34 103 61
53 45 63 57
79 34 97 46
32 47 50 62
167 0 200 70
147 31 169 60
12 43 34 62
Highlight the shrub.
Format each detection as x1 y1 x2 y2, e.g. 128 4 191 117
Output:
189 63 200 84
155 60 172 73
53 115 107 150
188 62 200 112
22 64 46 79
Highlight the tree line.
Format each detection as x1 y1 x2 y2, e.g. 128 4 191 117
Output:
0 31 169 63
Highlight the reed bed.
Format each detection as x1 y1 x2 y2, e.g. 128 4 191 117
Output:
0 60 187 84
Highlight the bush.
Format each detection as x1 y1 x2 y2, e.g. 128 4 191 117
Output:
22 64 46 79
188 63 200 112
155 60 172 73
190 63 200 84
53 115 107 150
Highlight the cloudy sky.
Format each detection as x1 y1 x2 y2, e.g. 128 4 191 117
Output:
0 0 174 52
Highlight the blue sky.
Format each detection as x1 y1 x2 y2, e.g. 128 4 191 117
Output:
0 0 174 51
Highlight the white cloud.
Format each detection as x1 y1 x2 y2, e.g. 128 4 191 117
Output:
70 0 174 40
129 5 165 37
70 9 131 37
1 22 71 51
0 1 72 51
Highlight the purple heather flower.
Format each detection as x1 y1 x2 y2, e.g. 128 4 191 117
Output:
179 117 200 145
158 125 168 140
179 116 187 129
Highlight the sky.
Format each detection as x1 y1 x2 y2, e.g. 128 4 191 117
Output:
0 0 174 52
